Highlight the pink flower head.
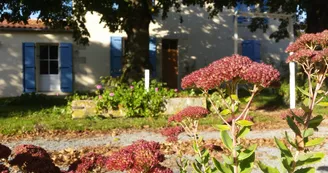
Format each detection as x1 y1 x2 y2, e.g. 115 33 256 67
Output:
160 126 184 142
240 62 280 88
174 88 178 92
98 95 103 99
109 93 114 97
168 106 209 123
106 140 166 172
96 85 102 90
68 152 106 173
130 85 134 89
181 54 253 90
155 88 158 92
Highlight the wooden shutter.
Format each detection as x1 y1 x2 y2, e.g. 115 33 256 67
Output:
110 36 123 77
149 37 157 78
23 42 36 93
60 43 73 92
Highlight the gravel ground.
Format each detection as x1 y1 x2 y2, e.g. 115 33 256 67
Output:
2 127 328 172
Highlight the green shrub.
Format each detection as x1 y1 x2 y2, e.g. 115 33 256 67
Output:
95 79 177 117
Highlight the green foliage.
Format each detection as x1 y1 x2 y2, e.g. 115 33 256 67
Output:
95 79 177 117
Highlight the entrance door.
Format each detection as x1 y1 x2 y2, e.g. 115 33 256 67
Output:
39 45 60 92
162 39 178 88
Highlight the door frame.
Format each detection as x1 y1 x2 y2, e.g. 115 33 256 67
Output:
35 43 61 92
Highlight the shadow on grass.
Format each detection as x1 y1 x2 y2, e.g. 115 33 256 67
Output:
0 93 68 118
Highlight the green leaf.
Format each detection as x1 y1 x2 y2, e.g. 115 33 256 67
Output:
220 109 231 116
296 152 325 167
221 130 233 151
305 137 325 147
303 128 314 138
231 94 239 101
294 167 315 173
236 120 254 127
286 116 301 136
239 152 255 173
317 101 328 106
216 125 230 131
285 131 297 149
191 162 202 173
238 144 257 160
222 154 233 165
258 161 280 173
237 126 251 139
308 115 324 129
213 158 232 173
240 96 251 103
297 87 310 97
193 141 199 153
274 137 293 158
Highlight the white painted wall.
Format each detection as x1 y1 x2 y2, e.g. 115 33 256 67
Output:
0 5 291 97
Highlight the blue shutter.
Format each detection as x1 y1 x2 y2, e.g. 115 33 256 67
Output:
23 42 36 93
60 43 73 92
149 37 157 78
110 36 123 77
242 40 261 62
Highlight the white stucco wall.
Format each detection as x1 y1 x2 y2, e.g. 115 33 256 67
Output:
0 5 291 97
0 32 75 97
83 6 290 88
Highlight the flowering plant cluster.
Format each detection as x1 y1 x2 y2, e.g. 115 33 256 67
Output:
67 152 106 173
168 106 209 123
181 54 280 90
95 79 177 117
259 30 328 173
171 54 281 173
160 126 184 142
0 141 170 173
9 144 61 173
106 140 172 173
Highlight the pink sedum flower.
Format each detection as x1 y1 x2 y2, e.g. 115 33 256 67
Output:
98 95 103 99
240 62 280 88
109 93 114 97
106 140 170 173
168 106 209 123
130 85 134 89
155 88 159 92
174 88 178 92
160 126 184 142
181 54 253 90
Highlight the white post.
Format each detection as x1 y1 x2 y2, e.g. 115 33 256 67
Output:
289 16 296 109
289 61 296 109
145 69 150 92
234 13 239 54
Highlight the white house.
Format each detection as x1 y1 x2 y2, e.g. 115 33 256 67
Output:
0 5 290 97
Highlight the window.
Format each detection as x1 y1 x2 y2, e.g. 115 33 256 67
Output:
39 45 59 75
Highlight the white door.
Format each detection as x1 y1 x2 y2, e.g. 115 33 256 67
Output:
39 45 60 92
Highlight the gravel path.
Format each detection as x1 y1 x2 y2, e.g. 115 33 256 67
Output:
2 127 328 172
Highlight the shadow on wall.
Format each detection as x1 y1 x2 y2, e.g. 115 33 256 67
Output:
0 32 111 97
152 5 290 84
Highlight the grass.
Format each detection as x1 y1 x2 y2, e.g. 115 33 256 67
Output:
0 92 327 135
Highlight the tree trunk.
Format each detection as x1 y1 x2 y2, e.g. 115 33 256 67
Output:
305 0 328 33
121 1 152 83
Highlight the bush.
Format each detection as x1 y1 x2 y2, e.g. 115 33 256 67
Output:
95 79 177 117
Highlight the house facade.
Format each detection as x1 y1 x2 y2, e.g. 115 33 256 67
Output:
0 5 290 97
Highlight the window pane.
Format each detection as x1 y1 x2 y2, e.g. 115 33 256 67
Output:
40 46 48 60
40 61 49 74
50 61 58 74
50 46 58 59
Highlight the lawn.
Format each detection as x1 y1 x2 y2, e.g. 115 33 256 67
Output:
0 92 327 135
